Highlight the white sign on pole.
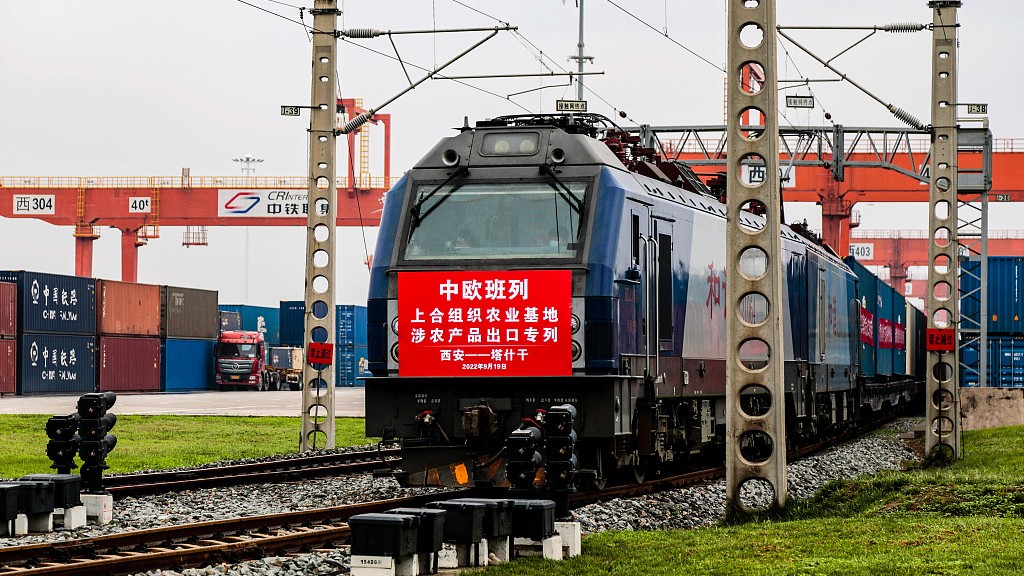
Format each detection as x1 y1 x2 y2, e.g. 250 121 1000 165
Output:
849 243 875 260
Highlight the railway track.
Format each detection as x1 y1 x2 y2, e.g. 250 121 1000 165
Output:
104 447 401 499
0 492 465 576
0 417 902 575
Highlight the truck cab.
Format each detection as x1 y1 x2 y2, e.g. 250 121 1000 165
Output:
214 330 268 390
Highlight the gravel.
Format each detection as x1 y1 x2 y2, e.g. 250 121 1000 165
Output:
572 417 922 533
0 418 922 576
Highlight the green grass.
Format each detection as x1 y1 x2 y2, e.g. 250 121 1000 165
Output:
476 425 1024 576
480 517 1024 575
0 415 376 478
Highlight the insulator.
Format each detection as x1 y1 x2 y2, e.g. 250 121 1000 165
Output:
888 105 926 131
881 22 925 33
342 28 382 38
340 112 373 134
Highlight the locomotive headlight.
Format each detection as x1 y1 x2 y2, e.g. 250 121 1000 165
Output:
481 132 540 156
390 317 399 335
390 342 400 363
570 314 581 334
571 341 582 361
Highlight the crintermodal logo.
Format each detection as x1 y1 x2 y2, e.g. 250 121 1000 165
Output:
223 192 261 214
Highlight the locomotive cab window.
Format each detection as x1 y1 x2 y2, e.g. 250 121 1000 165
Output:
404 181 586 260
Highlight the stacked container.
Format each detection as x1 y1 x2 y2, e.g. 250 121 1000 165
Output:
161 286 219 392
0 271 97 395
0 282 16 395
218 305 281 345
960 257 1024 387
279 301 306 346
97 280 162 392
279 301 368 386
961 257 1024 335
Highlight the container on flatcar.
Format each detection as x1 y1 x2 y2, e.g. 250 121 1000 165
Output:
0 271 97 335
97 279 161 336
17 333 96 395
218 305 280 345
162 338 215 392
875 280 895 377
904 300 919 378
0 339 15 395
98 336 161 392
844 257 877 378
892 291 908 376
161 286 218 340
0 282 16 337
961 257 1024 335
218 310 242 332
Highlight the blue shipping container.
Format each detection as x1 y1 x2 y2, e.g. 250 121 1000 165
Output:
893 292 908 377
845 257 877 378
163 338 215 392
17 333 96 395
0 271 97 335
279 301 305 346
337 344 369 387
961 257 1024 335
279 302 367 348
876 280 894 377
219 305 280 345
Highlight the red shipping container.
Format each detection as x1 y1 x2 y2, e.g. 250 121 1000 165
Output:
98 279 161 336
0 282 15 337
98 336 161 392
0 339 15 395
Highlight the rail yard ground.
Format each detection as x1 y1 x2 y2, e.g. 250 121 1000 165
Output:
479 424 1024 576
2 414 1023 574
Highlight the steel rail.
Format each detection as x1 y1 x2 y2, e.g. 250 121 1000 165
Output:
0 491 465 575
103 448 401 498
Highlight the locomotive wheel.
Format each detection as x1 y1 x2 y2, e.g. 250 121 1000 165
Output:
629 458 647 484
613 452 647 485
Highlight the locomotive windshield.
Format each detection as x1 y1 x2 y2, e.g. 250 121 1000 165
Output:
404 181 585 260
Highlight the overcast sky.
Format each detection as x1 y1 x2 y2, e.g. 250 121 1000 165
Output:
1 1 1019 306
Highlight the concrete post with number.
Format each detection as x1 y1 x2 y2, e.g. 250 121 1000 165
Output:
725 0 788 514
925 0 961 462
300 0 339 451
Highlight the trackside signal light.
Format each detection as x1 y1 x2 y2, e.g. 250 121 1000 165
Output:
505 425 543 490
77 392 117 494
45 413 81 474
77 391 117 418
544 404 578 491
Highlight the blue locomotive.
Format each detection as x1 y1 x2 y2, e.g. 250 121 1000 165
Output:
365 114 922 488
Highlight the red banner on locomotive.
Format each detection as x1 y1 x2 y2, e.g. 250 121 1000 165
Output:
397 270 571 377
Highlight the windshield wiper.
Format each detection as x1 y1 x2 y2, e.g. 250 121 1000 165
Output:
409 165 469 232
539 164 583 214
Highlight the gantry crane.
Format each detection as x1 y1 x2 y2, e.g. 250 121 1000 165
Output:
0 98 391 282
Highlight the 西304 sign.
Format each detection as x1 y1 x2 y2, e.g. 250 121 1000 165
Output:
13 195 55 215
